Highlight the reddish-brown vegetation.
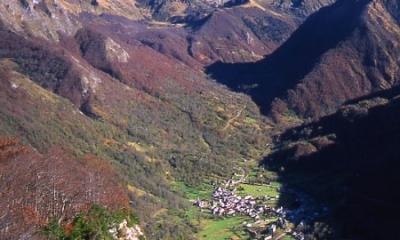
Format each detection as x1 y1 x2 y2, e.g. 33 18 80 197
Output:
0 137 129 239
0 26 86 107
0 138 28 161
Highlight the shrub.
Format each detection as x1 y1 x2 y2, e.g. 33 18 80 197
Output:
41 205 139 240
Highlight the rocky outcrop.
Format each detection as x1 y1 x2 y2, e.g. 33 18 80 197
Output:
271 0 337 16
0 0 148 41
109 220 145 240
138 0 336 22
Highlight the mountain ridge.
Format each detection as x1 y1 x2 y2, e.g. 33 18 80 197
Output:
207 0 400 123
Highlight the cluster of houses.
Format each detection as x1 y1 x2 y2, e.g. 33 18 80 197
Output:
194 187 277 219
193 185 307 240
259 218 305 240
194 182 312 240
192 168 325 240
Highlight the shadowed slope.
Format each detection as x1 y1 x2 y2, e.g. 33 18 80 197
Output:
264 86 400 239
208 0 400 123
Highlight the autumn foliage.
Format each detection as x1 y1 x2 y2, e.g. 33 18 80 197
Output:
0 137 129 239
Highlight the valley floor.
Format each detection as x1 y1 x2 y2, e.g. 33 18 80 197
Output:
177 161 326 240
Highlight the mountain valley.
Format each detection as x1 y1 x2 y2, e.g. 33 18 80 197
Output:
0 0 399 239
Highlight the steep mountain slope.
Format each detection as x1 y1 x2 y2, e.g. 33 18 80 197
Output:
265 86 400 239
0 0 335 69
0 138 130 240
139 0 336 22
135 0 336 66
0 0 148 41
271 0 336 16
185 6 297 64
0 4 272 239
132 7 297 67
207 0 400 123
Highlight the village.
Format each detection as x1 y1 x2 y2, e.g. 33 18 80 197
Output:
192 170 321 240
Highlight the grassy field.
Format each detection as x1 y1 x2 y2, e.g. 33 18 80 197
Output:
195 216 250 240
237 183 280 198
173 181 214 200
282 236 295 240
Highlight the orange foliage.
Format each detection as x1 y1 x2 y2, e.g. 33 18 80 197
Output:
0 137 28 162
0 137 18 149
63 223 74 235
22 206 43 225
